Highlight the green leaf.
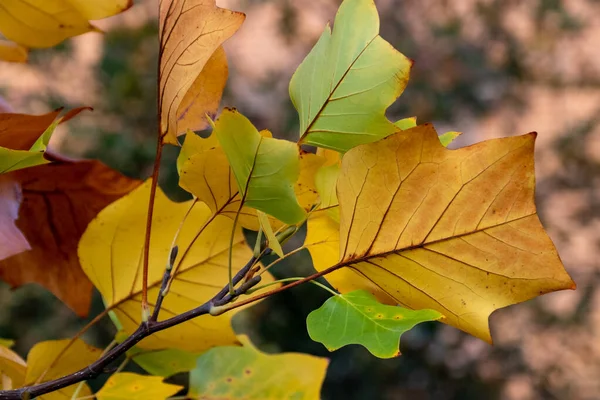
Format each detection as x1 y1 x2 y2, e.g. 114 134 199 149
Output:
96 372 182 400
438 130 462 147
393 116 417 130
189 335 328 400
289 0 411 152
213 108 305 224
306 290 442 358
0 339 14 348
0 118 59 174
128 347 199 378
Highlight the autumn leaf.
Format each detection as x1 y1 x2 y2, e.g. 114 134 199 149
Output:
188 335 328 399
0 108 90 174
307 290 441 358
24 339 101 399
0 159 140 317
127 347 199 378
96 372 182 400
325 124 575 342
159 0 244 144
305 124 466 308
0 341 26 390
289 0 411 152
0 40 27 63
213 108 306 224
79 180 275 351
179 130 321 231
0 0 132 62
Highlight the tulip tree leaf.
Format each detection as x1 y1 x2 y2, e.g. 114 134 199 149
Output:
307 290 442 358
78 180 276 352
289 0 411 152
213 108 306 224
326 124 575 342
127 347 199 378
159 0 244 144
189 335 328 400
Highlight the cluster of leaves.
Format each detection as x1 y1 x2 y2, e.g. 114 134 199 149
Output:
0 0 575 398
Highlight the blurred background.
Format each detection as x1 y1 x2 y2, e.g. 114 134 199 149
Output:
1 0 599 399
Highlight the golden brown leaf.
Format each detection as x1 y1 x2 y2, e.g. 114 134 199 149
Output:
324 124 575 342
159 0 244 144
0 159 141 317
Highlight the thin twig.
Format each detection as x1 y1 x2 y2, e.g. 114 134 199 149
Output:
0 254 344 400
142 140 164 321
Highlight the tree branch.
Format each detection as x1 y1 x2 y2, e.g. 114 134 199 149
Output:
0 251 271 400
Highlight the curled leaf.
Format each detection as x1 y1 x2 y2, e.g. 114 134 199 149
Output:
159 0 244 144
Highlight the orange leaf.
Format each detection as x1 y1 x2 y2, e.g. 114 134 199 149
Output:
333 124 575 342
0 159 141 316
159 0 244 144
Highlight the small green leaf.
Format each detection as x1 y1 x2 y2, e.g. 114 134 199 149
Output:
189 335 328 400
393 116 417 130
128 347 199 378
214 108 305 224
0 118 59 174
438 130 462 147
96 372 182 400
0 339 14 348
307 290 442 358
290 0 411 152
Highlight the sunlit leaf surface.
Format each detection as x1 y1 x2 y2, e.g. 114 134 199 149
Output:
307 290 441 358
96 372 182 400
289 0 411 152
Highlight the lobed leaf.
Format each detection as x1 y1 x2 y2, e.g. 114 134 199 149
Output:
188 335 328 400
159 0 244 144
212 108 306 224
307 290 441 358
25 339 101 399
0 160 141 316
289 0 411 152
330 124 575 342
79 180 275 351
96 372 182 400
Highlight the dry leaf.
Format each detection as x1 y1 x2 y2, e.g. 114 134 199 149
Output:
0 159 141 317
159 0 245 144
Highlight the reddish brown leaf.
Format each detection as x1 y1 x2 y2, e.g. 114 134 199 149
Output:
0 158 141 316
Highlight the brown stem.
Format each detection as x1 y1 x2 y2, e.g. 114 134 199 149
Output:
142 139 164 317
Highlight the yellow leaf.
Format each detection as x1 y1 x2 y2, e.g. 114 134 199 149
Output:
159 0 244 144
178 134 322 231
79 180 274 352
96 372 182 400
67 0 132 20
189 335 328 399
0 343 26 390
331 124 574 342
0 40 27 63
25 339 100 399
